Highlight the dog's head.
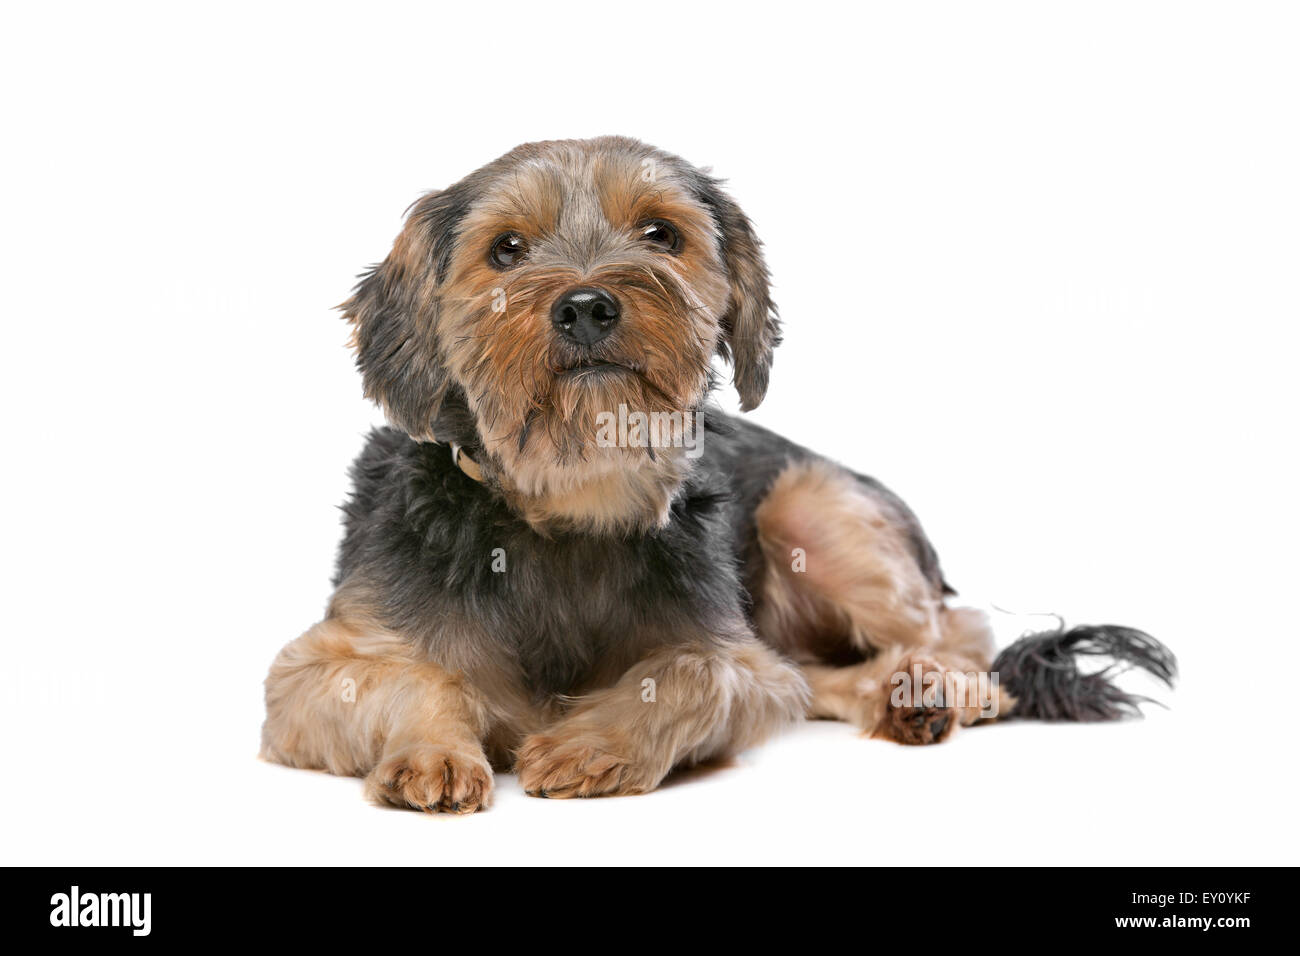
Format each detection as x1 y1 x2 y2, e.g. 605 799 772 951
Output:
342 136 778 504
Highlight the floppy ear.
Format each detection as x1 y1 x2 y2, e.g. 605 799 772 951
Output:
691 172 781 411
341 188 470 440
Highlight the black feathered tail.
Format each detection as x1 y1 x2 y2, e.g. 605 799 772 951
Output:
991 624 1177 721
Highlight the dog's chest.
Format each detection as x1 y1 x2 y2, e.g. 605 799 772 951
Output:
476 500 741 698
494 532 686 693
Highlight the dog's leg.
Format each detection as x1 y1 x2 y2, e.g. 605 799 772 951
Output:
261 611 494 812
515 632 808 798
752 459 1006 743
802 648 1009 744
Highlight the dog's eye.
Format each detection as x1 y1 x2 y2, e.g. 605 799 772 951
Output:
489 232 528 269
637 219 681 253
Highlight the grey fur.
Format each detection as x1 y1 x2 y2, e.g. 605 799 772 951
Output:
326 137 1173 735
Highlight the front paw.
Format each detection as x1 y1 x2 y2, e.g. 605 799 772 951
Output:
516 732 654 798
365 745 494 813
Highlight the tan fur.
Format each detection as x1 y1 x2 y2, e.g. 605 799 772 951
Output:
802 650 1012 744
269 138 1000 815
515 633 809 798
433 144 729 530
260 598 495 812
262 591 808 804
753 459 1001 742
501 452 687 533
755 460 947 655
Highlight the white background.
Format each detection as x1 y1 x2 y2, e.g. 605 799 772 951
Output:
2 1 1296 865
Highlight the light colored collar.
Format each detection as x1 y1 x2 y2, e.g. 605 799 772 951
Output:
449 441 484 483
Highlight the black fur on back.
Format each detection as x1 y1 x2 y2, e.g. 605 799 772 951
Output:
992 624 1177 721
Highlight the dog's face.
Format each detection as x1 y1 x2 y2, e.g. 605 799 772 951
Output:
343 137 778 496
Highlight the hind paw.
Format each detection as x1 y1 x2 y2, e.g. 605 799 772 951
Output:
878 654 971 745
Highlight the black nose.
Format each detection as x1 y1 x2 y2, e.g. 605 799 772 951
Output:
550 286 620 346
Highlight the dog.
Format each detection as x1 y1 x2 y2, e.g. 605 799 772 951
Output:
261 136 1176 811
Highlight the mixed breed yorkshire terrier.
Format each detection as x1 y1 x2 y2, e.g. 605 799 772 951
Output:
261 136 1176 811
